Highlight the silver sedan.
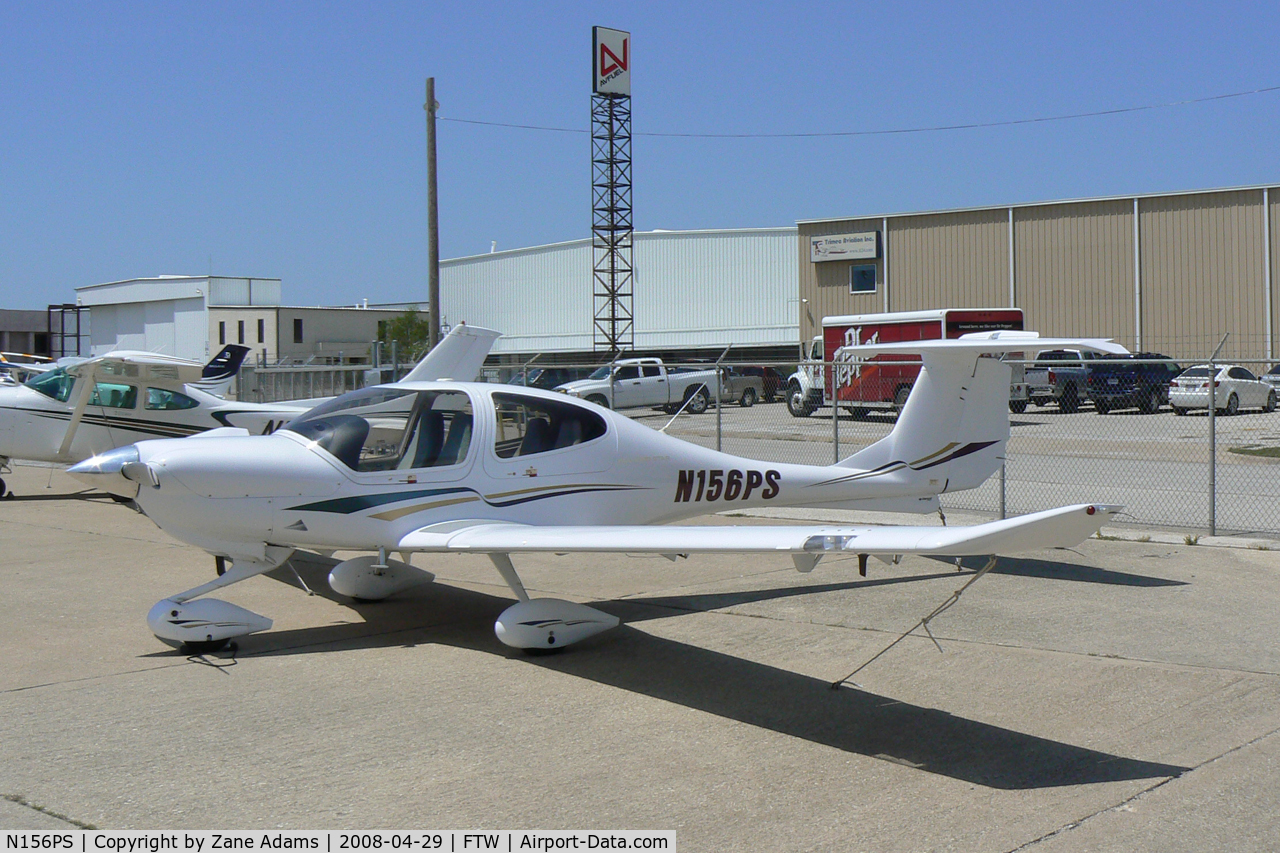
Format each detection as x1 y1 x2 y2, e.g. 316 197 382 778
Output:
1169 364 1277 415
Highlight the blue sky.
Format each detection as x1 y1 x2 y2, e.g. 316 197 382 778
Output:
3 1 1278 310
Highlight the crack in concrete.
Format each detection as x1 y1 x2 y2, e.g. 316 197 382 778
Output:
2 793 98 829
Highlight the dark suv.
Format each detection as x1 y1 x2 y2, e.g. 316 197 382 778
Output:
506 367 591 390
1086 353 1182 414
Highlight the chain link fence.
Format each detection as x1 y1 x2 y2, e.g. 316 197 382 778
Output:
498 353 1280 538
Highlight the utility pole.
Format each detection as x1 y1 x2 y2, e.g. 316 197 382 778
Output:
425 77 441 349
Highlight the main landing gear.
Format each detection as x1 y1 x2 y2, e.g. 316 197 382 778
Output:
489 553 619 650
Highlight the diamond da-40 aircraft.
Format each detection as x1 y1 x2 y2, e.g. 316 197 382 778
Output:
70 324 1124 653
0 344 325 496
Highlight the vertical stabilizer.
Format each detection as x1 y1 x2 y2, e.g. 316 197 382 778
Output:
193 345 251 395
834 335 1125 496
839 350 1009 493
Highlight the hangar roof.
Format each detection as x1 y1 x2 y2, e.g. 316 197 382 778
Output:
797 182 1280 226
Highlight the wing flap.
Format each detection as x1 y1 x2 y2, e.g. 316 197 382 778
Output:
398 504 1119 557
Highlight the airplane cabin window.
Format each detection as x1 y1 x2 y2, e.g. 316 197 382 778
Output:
492 392 606 459
283 387 473 472
89 382 138 409
145 388 200 411
25 368 76 402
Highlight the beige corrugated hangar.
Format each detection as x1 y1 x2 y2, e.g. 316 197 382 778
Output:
799 184 1279 361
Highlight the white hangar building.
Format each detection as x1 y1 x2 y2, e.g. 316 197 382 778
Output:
76 276 425 365
440 227 800 362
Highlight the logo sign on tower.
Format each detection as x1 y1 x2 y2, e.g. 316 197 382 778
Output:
593 27 631 95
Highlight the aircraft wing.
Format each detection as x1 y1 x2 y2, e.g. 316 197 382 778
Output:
1 361 56 380
398 503 1119 563
400 325 501 383
64 351 208 384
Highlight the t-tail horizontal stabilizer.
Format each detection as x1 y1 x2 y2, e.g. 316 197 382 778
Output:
836 335 1127 496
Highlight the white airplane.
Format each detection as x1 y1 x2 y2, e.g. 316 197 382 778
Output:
0 351 57 384
0 344 320 497
69 325 1125 654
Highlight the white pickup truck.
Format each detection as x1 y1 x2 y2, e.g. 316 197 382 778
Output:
555 358 724 413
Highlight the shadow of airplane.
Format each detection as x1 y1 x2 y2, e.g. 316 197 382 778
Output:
4 487 119 503
155 551 1190 791
933 554 1187 588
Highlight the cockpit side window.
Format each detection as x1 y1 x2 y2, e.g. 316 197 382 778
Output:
492 392 607 459
25 368 76 402
283 387 473 472
399 392 472 469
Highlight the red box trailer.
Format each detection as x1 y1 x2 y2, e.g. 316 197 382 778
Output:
786 308 1027 417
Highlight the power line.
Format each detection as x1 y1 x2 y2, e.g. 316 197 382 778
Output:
438 84 1280 139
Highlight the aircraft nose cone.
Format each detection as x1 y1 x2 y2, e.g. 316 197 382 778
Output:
68 445 142 497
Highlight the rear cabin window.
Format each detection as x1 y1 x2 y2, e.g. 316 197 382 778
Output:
492 392 606 459
90 382 138 409
145 388 200 411
284 388 473 472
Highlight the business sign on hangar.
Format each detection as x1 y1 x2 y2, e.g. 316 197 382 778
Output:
593 27 630 95
811 231 880 263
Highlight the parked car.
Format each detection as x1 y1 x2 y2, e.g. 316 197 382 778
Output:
507 367 591 390
556 358 723 413
1086 353 1183 414
1025 348 1114 412
736 365 785 402
1169 364 1278 415
720 366 766 407
1262 364 1280 392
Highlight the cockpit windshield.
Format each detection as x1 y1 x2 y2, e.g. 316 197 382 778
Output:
25 367 76 402
283 387 473 472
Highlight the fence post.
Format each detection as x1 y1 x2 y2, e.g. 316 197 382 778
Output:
831 357 839 464
1209 359 1216 537
1207 334 1228 537
999 461 1007 520
715 345 731 453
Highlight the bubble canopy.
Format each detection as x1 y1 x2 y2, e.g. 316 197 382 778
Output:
284 387 473 472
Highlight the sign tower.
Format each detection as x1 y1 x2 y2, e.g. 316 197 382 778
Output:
591 27 633 354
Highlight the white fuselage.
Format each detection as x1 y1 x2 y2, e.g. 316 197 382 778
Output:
0 378 308 465
118 381 980 562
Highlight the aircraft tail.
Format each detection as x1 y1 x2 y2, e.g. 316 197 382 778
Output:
836 333 1125 496
193 345 250 394
839 349 1010 494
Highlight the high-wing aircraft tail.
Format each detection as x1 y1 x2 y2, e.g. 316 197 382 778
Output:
191 345 250 395
836 334 1126 495
400 324 501 384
